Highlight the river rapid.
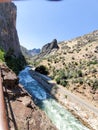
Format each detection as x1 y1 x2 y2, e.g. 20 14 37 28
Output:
19 67 89 130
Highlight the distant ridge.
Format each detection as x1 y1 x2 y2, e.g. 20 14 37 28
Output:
20 45 40 57
28 48 40 56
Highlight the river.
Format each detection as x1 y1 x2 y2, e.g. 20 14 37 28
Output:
18 67 89 130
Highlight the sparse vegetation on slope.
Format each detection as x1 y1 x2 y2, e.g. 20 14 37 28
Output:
32 30 98 107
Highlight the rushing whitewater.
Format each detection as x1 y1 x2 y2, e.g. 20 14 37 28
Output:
19 67 89 130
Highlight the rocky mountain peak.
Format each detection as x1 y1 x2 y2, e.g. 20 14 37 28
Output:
41 39 59 53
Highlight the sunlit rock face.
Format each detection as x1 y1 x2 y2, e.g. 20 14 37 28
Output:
41 39 59 54
0 2 21 57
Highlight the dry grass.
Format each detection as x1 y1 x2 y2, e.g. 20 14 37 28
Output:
33 30 98 107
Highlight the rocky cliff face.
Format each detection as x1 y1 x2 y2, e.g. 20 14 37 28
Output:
0 2 21 57
33 39 59 61
41 39 59 54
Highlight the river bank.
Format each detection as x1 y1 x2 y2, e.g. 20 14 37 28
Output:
29 69 98 130
1 64 58 130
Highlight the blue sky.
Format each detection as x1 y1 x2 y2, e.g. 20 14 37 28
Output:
14 0 98 49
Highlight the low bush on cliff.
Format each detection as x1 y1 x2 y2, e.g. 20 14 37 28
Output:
5 55 26 74
5 48 26 74
0 48 5 62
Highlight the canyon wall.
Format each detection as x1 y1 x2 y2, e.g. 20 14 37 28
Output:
0 2 21 57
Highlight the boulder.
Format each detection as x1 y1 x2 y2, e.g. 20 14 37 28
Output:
3 71 18 88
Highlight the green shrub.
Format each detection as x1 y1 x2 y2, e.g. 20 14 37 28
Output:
58 69 67 79
65 95 67 98
77 70 83 77
33 61 40 67
85 48 88 51
5 48 26 74
60 79 67 87
78 78 83 85
86 79 93 86
87 60 98 66
5 55 26 74
93 79 98 90
56 77 67 87
91 68 97 73
0 48 5 62
35 65 49 75
55 69 68 87
56 77 60 84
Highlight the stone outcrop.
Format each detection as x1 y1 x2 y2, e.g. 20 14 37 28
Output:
1 64 18 88
32 39 59 61
0 2 21 57
41 39 59 54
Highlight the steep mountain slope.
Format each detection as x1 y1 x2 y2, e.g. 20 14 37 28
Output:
32 39 59 63
20 45 31 58
0 2 21 57
0 3 26 74
20 45 40 57
28 48 40 56
34 30 98 107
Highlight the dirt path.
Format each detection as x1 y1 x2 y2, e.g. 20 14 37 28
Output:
30 70 98 116
57 85 98 116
